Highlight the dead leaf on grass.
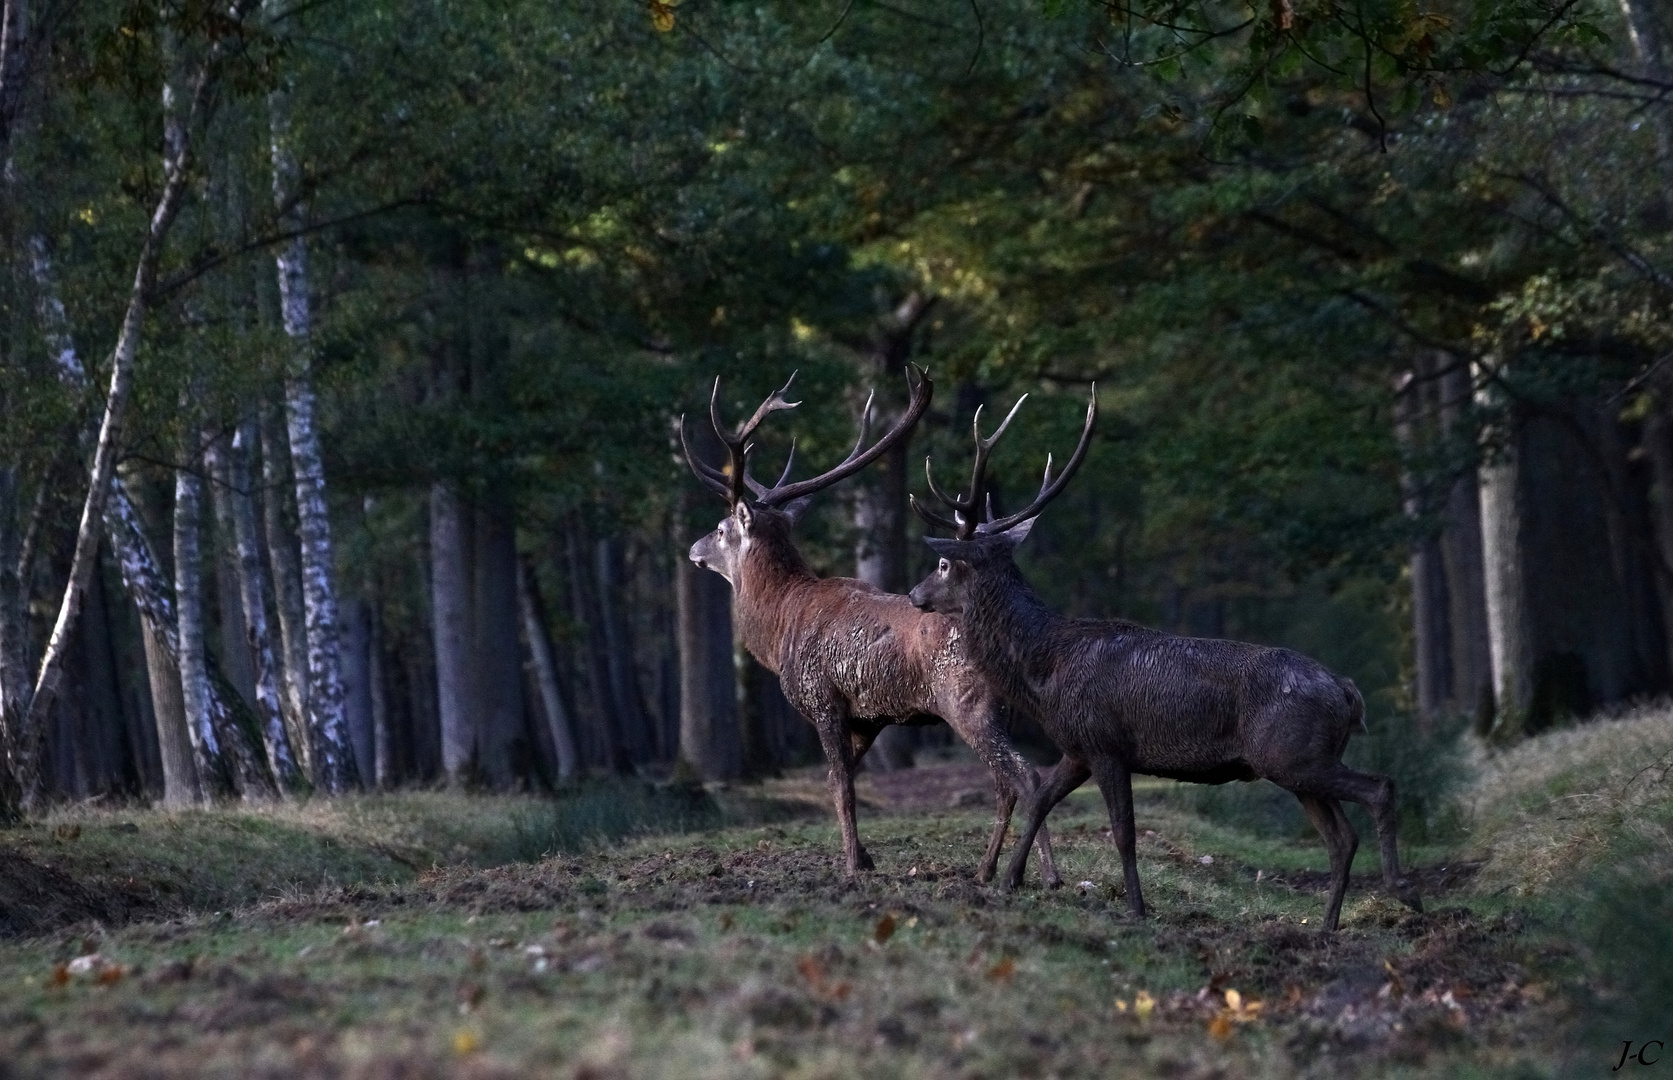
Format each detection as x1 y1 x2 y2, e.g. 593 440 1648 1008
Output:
874 913 896 944
986 957 1016 983
453 1029 481 1055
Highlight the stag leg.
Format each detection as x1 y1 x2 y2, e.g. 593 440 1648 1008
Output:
1297 793 1357 932
816 713 875 875
972 745 1062 887
1308 765 1422 914
1092 758 1146 918
1002 755 1090 890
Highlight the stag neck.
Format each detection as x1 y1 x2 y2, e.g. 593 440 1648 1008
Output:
957 559 1071 709
730 521 819 666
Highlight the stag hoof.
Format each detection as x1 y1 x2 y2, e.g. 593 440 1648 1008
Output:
1043 874 1064 890
974 866 996 885
1394 881 1423 914
856 847 876 873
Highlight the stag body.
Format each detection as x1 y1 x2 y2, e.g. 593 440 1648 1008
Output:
908 394 1421 931
681 371 1059 883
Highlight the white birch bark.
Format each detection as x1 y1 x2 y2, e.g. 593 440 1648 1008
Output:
259 408 311 770
518 556 579 782
267 45 354 793
20 60 211 805
214 424 302 791
173 460 222 780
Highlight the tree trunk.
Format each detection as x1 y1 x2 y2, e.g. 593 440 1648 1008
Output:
341 596 375 788
141 607 199 808
80 558 131 795
473 496 523 789
0 465 26 818
1394 361 1452 728
212 540 256 711
1618 0 1673 217
1438 362 1493 725
267 22 353 793
20 61 209 807
518 556 579 783
595 535 652 764
369 608 390 789
260 406 311 774
677 537 740 782
1478 396 1530 737
430 482 476 785
212 425 301 791
566 522 632 774
1644 403 1673 677
173 462 226 790
0 0 31 157
854 292 934 771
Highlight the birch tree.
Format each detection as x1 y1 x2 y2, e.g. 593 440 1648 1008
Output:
18 30 223 805
210 425 302 792
265 5 355 792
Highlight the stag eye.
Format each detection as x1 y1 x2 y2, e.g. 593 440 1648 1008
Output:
938 558 949 573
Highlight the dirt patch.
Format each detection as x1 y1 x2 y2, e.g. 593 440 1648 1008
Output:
857 762 1000 812
0 849 164 938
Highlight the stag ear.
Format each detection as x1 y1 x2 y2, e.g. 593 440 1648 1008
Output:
734 502 754 529
996 517 1036 548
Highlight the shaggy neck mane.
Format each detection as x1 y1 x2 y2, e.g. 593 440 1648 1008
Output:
731 515 818 665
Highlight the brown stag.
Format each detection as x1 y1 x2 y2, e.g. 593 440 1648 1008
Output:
906 392 1421 931
681 368 1060 883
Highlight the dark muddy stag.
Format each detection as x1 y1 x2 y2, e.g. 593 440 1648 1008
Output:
680 368 1060 884
906 393 1422 931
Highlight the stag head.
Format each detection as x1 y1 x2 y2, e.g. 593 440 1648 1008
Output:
682 366 933 585
907 389 1096 615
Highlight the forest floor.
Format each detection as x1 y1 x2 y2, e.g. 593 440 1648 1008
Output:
2 715 1669 1080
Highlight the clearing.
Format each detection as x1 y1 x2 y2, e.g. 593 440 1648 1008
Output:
3 709 1670 1079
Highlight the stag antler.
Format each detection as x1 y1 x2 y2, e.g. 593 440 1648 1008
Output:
680 365 934 509
911 388 1097 538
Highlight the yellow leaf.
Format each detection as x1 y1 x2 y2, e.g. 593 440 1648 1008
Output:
1225 988 1242 1012
650 3 674 32
453 1030 481 1055
1134 989 1155 1020
1208 1015 1233 1040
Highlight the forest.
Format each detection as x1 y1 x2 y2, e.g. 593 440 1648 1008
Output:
1 0 1672 1076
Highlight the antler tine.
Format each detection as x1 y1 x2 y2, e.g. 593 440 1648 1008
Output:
679 414 733 501
708 373 802 505
757 364 933 507
733 371 801 447
978 388 1098 536
922 453 969 514
773 439 797 490
908 493 963 534
979 393 1029 451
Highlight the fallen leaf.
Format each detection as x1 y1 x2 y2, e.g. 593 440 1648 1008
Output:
874 914 897 944
1208 1014 1233 1040
796 954 826 989
452 1030 481 1055
718 912 735 932
48 964 69 988
1134 990 1155 1020
986 957 1016 983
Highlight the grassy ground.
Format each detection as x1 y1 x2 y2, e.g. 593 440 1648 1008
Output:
1 710 1669 1080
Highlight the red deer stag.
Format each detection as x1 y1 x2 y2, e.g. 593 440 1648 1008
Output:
906 392 1421 931
681 368 1060 883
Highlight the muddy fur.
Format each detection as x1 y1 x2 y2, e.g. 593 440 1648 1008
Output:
910 535 1422 930
690 502 1059 884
